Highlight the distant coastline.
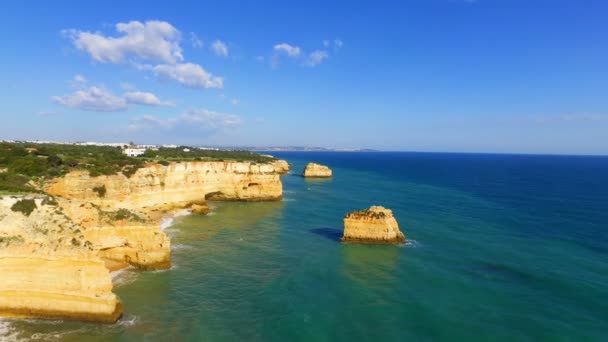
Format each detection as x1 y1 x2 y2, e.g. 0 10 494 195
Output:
249 147 378 152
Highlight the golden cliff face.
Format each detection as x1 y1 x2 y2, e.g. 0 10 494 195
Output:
57 200 171 271
0 195 122 323
342 206 405 244
271 159 290 174
302 162 332 178
0 160 282 323
46 161 283 207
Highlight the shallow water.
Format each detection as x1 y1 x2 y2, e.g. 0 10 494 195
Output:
3 152 608 341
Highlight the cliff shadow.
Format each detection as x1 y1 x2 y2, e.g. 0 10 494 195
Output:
310 227 343 242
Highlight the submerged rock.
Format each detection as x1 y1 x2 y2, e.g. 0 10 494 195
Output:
342 206 405 244
302 162 332 178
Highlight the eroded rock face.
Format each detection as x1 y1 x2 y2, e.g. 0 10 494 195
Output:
46 161 283 207
271 159 290 174
0 195 122 322
302 162 332 178
342 206 405 244
56 199 171 271
0 160 283 323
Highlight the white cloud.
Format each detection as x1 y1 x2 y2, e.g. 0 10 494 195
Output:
181 108 241 127
65 20 183 64
73 74 87 84
334 39 344 48
153 63 224 89
124 91 174 106
231 98 240 105
305 50 328 67
211 40 229 57
128 115 174 130
190 32 203 48
52 86 127 111
323 40 330 47
129 108 241 131
65 21 224 91
120 82 136 91
273 43 301 57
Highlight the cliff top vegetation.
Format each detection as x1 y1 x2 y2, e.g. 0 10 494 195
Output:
0 142 274 193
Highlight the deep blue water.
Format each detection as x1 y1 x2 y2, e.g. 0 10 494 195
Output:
3 152 608 341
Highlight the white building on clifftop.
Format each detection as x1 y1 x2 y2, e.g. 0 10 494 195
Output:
122 147 146 157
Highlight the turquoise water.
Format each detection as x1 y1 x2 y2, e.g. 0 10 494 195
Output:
2 152 608 341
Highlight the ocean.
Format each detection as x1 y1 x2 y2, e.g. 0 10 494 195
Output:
2 152 607 341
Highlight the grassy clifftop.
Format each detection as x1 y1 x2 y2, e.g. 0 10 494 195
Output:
0 142 274 193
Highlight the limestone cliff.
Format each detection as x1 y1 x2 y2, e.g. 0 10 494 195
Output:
342 206 405 244
0 160 282 323
42 161 281 271
0 195 122 322
57 200 170 271
302 162 332 178
46 161 282 207
271 159 290 174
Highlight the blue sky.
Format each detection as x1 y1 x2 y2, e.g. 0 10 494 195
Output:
1 0 607 154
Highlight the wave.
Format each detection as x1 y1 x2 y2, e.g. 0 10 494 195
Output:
0 321 23 342
0 320 89 342
399 239 419 248
118 314 138 327
160 209 192 231
111 267 139 287
171 243 193 251
283 198 296 202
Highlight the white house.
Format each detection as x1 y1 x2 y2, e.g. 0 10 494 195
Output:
122 147 146 157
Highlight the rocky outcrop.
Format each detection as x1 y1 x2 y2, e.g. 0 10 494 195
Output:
46 161 282 207
40 161 281 271
56 200 170 271
271 159 290 174
0 160 282 323
342 206 405 244
0 195 122 322
302 162 332 178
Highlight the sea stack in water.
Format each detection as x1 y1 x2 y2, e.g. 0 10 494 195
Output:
342 206 405 244
302 162 332 178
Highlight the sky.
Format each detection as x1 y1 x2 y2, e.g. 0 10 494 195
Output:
0 0 607 154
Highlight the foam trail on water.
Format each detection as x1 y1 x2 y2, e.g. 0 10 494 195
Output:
0 320 24 342
160 209 192 231
111 267 139 287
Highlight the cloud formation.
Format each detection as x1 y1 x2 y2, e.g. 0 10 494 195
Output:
270 39 342 68
190 32 203 48
65 20 183 64
52 86 127 112
211 40 229 57
273 43 301 57
129 108 241 131
124 91 174 106
64 20 224 91
53 76 174 111
152 63 224 89
305 50 328 67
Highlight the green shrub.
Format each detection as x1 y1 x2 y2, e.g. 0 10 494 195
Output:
11 199 37 216
104 208 145 223
0 235 25 246
93 185 107 198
